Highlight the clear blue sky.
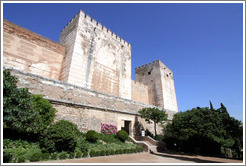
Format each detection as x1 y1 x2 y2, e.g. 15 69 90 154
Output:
3 3 244 121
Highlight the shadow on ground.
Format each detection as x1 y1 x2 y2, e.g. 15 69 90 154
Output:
150 152 222 163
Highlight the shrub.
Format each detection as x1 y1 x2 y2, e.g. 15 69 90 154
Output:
109 149 115 155
83 151 88 158
98 133 121 143
105 149 110 156
29 152 42 162
115 149 120 154
155 135 164 141
50 152 58 160
75 151 82 158
94 151 100 157
127 149 131 153
123 149 128 154
41 120 80 153
58 151 68 159
86 130 98 143
89 150 95 157
41 153 50 160
100 150 106 156
116 130 128 142
118 149 123 154
131 148 135 153
18 156 26 163
69 152 74 159
101 123 117 135
3 151 12 163
76 138 89 152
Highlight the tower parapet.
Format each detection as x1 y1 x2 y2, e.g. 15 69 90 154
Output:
61 10 130 48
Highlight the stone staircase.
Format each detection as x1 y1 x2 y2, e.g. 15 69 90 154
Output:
129 136 166 153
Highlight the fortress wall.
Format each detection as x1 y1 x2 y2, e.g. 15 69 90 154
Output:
3 19 65 80
131 80 150 105
60 11 132 99
6 67 175 135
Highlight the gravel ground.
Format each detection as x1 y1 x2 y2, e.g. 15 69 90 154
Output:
36 152 243 164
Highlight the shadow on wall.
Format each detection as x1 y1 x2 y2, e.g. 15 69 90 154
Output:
133 116 154 137
133 117 144 137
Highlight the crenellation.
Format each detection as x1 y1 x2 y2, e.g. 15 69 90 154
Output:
91 18 97 26
96 22 103 29
85 14 91 22
79 10 85 17
107 29 112 34
112 32 117 39
102 26 107 33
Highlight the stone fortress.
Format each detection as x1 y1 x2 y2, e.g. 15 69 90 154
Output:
3 10 178 136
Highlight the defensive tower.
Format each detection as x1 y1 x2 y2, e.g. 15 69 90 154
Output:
135 60 178 112
59 10 132 99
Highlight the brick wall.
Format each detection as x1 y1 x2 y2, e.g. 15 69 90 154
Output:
3 19 65 80
131 80 149 105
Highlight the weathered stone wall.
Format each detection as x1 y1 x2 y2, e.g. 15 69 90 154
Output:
60 10 132 99
135 60 163 107
159 62 179 112
131 80 149 105
135 60 178 112
6 67 175 135
3 19 65 80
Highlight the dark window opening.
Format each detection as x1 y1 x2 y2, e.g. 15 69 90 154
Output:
148 71 151 75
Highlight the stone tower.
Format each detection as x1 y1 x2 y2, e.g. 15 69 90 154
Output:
135 60 178 112
59 10 132 99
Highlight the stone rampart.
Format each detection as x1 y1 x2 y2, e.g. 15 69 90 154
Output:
5 67 175 134
3 19 65 80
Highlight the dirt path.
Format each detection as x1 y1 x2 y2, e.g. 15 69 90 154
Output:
36 152 243 163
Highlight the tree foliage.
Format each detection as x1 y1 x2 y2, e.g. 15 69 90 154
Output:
139 107 168 137
3 69 56 136
163 102 243 158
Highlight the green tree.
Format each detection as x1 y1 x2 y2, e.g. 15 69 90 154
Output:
3 69 56 137
3 69 39 133
31 94 56 132
139 107 168 137
163 103 243 158
209 100 215 111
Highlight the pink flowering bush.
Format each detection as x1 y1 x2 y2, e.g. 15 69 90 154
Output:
101 123 117 135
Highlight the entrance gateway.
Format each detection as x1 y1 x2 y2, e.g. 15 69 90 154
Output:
121 120 132 135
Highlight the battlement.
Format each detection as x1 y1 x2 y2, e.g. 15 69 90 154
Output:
135 59 160 71
131 80 148 87
61 10 131 48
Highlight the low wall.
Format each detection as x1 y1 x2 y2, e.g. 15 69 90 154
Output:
5 67 176 134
